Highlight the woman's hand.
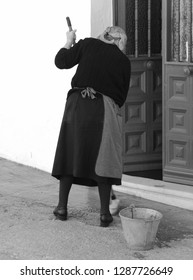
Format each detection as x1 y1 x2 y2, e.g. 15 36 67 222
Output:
64 30 77 49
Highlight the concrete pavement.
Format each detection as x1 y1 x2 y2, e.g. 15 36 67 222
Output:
0 157 193 260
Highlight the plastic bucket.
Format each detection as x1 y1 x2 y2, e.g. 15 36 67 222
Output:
119 207 163 250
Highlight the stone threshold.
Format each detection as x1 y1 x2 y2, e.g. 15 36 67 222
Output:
113 174 193 211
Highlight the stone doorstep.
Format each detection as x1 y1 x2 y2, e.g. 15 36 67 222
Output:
113 174 193 211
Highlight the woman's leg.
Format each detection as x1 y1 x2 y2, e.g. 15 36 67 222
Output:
98 183 113 227
58 175 73 208
98 183 112 214
54 175 73 220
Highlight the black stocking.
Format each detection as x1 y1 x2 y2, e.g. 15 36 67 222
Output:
98 183 112 215
58 175 73 208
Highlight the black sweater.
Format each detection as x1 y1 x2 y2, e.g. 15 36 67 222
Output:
55 38 131 107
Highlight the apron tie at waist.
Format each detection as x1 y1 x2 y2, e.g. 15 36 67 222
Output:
81 87 97 99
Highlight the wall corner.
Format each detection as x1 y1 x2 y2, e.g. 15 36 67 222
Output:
91 0 113 38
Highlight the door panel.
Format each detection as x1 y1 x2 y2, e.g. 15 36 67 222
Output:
163 0 193 185
114 0 162 173
123 58 162 172
164 65 193 184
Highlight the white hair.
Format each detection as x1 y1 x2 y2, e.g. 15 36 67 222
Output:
98 26 127 53
109 26 127 53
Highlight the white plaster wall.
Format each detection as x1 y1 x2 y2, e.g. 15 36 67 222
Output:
91 0 113 37
0 0 91 172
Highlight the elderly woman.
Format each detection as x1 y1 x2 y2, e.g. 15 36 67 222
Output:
52 26 131 227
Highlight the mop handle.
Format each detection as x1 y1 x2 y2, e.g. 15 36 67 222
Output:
66 17 73 31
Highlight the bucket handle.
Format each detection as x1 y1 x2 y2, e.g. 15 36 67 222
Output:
128 204 135 219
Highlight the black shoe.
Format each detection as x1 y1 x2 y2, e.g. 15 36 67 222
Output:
100 213 113 227
53 206 67 221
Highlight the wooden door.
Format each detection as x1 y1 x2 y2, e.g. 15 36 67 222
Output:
163 0 193 185
114 0 162 174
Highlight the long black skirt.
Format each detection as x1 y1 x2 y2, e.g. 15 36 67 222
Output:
51 88 122 186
